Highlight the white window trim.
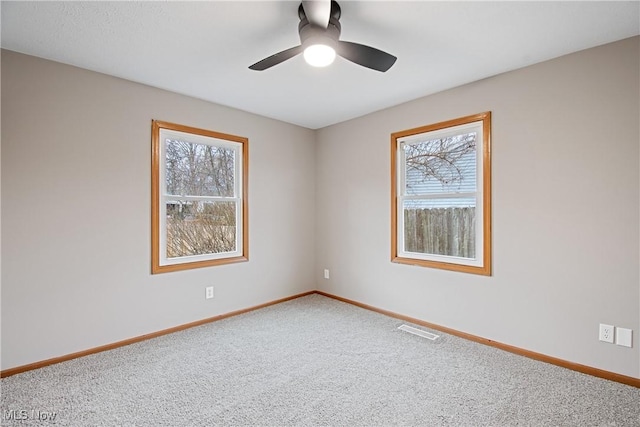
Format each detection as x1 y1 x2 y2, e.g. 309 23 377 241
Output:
396 121 484 268
158 128 244 267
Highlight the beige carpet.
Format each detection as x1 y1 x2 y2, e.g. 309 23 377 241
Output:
2 294 639 426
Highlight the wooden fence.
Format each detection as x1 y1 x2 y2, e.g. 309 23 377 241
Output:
404 207 475 258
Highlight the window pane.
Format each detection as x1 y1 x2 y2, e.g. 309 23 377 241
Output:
165 139 235 197
403 199 476 259
404 132 476 195
166 201 237 258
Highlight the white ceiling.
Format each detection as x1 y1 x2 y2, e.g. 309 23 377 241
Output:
2 1 639 129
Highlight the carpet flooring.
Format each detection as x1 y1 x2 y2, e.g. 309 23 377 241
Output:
1 294 639 426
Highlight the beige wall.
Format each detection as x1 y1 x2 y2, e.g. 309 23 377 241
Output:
1 50 316 370
315 37 640 378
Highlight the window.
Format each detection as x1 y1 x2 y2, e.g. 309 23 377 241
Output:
391 112 491 275
152 120 248 273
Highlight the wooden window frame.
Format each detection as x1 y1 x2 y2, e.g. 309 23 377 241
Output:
151 120 249 274
391 112 491 275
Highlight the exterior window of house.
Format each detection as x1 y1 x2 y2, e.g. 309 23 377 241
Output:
391 112 491 275
151 120 248 273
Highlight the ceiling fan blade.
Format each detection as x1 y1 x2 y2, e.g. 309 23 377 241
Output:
336 41 397 72
302 0 331 28
249 45 304 71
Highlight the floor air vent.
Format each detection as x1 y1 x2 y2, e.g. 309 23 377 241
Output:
398 324 440 340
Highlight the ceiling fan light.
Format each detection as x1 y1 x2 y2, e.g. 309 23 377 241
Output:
303 44 336 67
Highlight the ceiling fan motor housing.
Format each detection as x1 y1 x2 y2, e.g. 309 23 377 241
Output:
298 16 341 50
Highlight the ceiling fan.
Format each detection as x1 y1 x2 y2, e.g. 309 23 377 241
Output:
249 0 397 72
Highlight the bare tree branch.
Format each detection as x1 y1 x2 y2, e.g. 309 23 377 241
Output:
404 132 476 187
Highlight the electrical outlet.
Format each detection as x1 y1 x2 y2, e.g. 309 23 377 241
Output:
205 286 214 299
599 323 614 343
323 269 330 279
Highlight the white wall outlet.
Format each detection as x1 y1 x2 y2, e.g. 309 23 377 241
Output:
615 327 632 348
599 323 614 343
205 286 214 299
323 269 330 279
